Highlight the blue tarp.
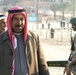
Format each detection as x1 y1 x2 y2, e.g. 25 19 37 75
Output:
28 16 37 22
28 12 37 22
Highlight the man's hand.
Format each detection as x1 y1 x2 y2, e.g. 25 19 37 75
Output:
71 57 76 63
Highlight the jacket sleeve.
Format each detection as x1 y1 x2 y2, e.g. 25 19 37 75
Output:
36 35 50 75
0 34 3 74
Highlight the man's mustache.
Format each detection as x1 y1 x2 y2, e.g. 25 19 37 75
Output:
15 24 21 27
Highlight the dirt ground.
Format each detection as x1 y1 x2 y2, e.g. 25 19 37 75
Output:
29 22 72 75
39 36 71 75
34 29 71 75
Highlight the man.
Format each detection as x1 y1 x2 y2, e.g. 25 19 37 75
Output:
0 6 50 75
50 28 55 38
66 18 76 75
0 14 7 34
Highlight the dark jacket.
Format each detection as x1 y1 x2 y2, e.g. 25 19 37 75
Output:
0 31 50 75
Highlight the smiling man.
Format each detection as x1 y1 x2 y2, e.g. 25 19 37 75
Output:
12 14 25 33
0 6 50 75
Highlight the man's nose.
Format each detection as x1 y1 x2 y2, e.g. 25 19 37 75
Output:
17 19 22 25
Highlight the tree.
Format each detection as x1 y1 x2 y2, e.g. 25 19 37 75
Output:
59 2 70 20
50 2 60 20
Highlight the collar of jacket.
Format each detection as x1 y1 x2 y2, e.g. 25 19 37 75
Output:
2 30 33 41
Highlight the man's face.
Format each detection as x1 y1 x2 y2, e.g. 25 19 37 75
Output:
72 23 76 31
12 14 25 33
0 19 7 33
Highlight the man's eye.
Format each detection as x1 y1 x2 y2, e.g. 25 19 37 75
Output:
21 18 24 21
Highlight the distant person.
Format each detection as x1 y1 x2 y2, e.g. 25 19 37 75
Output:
66 18 76 75
0 14 7 34
0 6 50 75
50 28 55 38
60 21 65 28
42 23 44 29
60 21 63 28
47 21 50 29
63 21 65 27
48 23 50 29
